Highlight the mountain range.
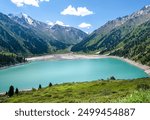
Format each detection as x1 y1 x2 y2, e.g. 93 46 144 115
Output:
72 5 150 65
0 12 87 56
0 5 150 65
8 13 87 45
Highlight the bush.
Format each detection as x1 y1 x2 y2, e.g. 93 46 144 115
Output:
110 76 116 80
32 88 36 91
137 84 150 90
8 85 14 97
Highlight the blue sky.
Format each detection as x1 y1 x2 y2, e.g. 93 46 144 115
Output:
0 0 150 33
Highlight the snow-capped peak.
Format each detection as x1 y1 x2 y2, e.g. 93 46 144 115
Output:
18 13 33 25
14 13 27 19
144 5 150 9
141 5 150 10
9 13 34 25
25 16 33 25
8 13 50 29
21 13 28 18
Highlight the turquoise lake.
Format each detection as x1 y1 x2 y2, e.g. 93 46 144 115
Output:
0 58 149 92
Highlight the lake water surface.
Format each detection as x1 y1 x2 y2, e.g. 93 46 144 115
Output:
0 58 149 92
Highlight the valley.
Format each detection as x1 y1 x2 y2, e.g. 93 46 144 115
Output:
0 4 150 103
0 6 150 66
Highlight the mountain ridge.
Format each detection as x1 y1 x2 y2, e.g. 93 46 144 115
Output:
8 13 87 45
0 5 150 66
0 12 87 56
71 5 150 65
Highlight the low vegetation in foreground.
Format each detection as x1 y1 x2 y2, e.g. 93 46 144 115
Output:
0 78 150 103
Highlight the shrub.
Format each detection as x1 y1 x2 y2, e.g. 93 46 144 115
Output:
101 83 106 85
137 84 150 90
32 88 36 91
8 85 14 97
110 76 116 80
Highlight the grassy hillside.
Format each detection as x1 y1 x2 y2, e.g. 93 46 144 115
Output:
72 6 150 53
71 6 150 66
72 20 150 66
0 78 150 103
110 20 150 66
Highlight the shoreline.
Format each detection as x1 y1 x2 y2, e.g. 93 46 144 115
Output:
0 88 33 95
0 62 28 70
0 53 149 76
27 53 150 76
0 53 149 94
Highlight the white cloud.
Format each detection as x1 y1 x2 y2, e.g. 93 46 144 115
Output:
61 5 94 16
11 0 49 7
47 20 69 27
78 22 92 29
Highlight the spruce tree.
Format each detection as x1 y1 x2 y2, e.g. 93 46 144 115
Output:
39 84 42 89
49 82 53 87
15 88 19 95
8 85 14 97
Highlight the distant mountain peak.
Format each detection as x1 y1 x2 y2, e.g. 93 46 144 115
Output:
8 13 34 25
18 13 33 25
19 13 28 18
72 5 150 56
105 5 150 28
143 5 150 9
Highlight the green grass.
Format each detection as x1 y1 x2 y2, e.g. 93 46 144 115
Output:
0 52 16 57
0 78 150 103
116 90 150 103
